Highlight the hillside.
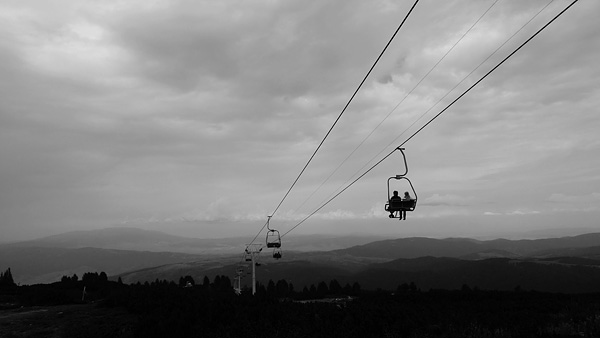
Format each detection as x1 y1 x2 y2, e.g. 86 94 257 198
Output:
353 256 600 293
332 233 600 259
4 280 600 338
116 233 600 293
8 227 392 254
0 246 223 285
118 255 600 293
330 237 485 259
8 227 240 254
4 230 600 289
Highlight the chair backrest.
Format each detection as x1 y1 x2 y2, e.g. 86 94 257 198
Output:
389 199 416 211
390 199 403 208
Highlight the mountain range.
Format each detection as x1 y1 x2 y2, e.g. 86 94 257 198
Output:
6 227 392 253
118 232 600 293
2 227 600 292
0 227 390 284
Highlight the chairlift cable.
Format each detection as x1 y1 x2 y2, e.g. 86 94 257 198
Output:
242 0 422 250
267 0 421 220
281 0 579 238
318 0 557 205
277 0 501 228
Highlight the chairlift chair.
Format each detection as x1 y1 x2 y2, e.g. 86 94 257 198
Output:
244 248 252 262
385 175 417 218
265 215 283 258
272 247 282 260
266 229 282 248
384 148 418 219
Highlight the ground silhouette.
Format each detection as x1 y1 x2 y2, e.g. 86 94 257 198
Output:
2 271 600 337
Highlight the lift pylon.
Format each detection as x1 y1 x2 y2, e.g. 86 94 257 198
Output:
244 243 262 295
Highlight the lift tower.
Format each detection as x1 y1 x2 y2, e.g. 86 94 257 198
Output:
244 244 262 295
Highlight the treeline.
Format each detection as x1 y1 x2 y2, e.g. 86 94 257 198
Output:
60 271 109 284
103 276 600 338
2 269 600 337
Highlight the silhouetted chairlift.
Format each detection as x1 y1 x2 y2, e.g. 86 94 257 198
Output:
265 215 283 259
384 148 418 219
254 247 262 266
266 230 281 248
272 247 282 260
244 248 252 262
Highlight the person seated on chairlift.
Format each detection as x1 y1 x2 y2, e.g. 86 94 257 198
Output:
389 190 402 217
400 191 413 220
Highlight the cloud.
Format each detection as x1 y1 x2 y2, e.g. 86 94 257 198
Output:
1 0 599 240
420 194 472 207
544 193 600 213
547 193 600 203
483 210 540 216
506 210 541 216
484 212 502 216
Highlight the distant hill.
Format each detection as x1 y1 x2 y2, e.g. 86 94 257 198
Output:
119 259 355 289
331 237 485 259
117 250 385 286
116 233 600 293
353 256 600 293
0 227 390 284
332 233 600 259
18 227 599 258
8 227 241 254
118 255 600 293
529 245 600 259
7 227 392 254
0 246 223 285
4 229 600 291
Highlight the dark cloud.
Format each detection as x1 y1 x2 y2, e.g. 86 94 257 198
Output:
1 0 599 240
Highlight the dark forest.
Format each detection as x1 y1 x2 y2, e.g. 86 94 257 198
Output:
2 268 600 338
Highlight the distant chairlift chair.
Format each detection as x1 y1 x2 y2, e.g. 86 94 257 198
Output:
265 216 283 259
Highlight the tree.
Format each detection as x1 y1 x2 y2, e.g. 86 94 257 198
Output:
267 280 276 295
276 279 289 297
309 284 317 296
83 272 100 283
317 281 329 297
213 275 222 287
329 279 342 294
218 276 231 290
343 283 353 294
179 275 195 287
0 268 15 287
397 283 409 293
461 284 472 292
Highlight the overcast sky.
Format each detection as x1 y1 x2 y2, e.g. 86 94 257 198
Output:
1 0 599 242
